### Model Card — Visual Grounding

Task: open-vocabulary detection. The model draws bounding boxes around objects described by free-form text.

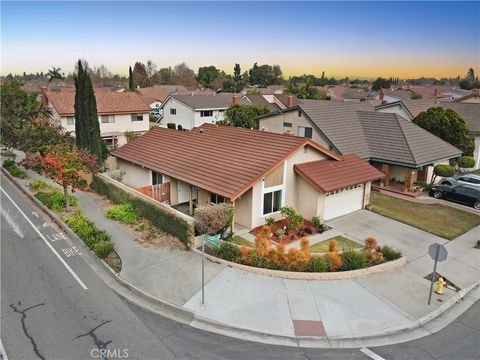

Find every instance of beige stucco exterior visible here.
[259,110,332,150]
[115,143,374,229]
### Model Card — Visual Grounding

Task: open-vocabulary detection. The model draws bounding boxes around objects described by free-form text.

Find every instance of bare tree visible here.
[171,62,197,86]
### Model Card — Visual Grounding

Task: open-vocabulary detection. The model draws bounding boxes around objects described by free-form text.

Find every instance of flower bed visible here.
[211,226,402,274]
[250,219,330,245]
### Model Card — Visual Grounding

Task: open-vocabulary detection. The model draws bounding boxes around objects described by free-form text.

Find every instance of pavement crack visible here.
[75,320,113,360]
[9,301,46,360]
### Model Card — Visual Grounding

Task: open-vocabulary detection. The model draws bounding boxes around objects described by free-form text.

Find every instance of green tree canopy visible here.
[233,63,242,92]
[196,66,220,88]
[219,104,270,129]
[371,77,391,91]
[248,63,283,87]
[286,79,326,100]
[413,107,475,156]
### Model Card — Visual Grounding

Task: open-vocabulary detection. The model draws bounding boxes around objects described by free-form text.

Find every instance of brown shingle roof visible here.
[243,94,280,111]
[46,91,151,116]
[294,154,385,192]
[112,124,341,199]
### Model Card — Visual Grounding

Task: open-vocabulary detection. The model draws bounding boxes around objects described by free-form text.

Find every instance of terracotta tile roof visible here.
[112,124,340,200]
[46,91,151,116]
[137,87,170,104]
[294,154,385,193]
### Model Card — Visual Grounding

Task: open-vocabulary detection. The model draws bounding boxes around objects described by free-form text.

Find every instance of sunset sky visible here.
[1,1,479,79]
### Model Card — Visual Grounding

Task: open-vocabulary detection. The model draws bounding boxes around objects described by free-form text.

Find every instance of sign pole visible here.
[428,244,440,305]
[202,235,205,305]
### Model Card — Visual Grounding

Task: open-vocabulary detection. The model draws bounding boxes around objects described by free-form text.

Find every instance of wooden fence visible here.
[136,183,171,204]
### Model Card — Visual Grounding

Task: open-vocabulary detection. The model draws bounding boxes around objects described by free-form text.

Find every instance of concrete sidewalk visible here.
[8,150,480,345]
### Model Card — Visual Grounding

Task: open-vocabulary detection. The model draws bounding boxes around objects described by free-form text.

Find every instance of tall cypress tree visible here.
[128,66,134,91]
[74,59,105,166]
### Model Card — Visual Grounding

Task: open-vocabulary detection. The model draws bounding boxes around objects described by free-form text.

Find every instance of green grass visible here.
[230,236,254,247]
[310,236,362,253]
[105,203,138,224]
[370,192,480,240]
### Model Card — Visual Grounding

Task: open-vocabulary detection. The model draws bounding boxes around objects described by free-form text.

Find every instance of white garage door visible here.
[324,184,364,220]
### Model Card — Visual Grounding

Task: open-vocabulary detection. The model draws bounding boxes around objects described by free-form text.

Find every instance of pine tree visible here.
[74,60,105,166]
[128,66,134,91]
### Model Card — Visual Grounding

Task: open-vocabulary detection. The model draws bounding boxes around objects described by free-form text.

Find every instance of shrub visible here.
[274,228,284,238]
[108,168,126,182]
[254,231,271,257]
[312,216,322,229]
[265,217,275,226]
[29,179,50,191]
[215,242,240,262]
[280,206,304,231]
[93,241,114,259]
[106,203,138,224]
[364,237,377,250]
[458,156,475,169]
[433,164,455,178]
[194,203,234,236]
[35,191,77,211]
[124,131,137,143]
[340,249,368,271]
[378,245,402,261]
[167,123,176,129]
[324,251,342,271]
[64,212,113,257]
[90,175,193,247]
[364,237,384,266]
[306,256,328,272]
[329,239,338,252]
[177,124,183,131]
[3,159,26,179]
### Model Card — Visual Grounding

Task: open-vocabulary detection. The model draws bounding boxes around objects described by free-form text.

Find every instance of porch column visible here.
[189,185,193,216]
[230,200,235,233]
[382,164,390,186]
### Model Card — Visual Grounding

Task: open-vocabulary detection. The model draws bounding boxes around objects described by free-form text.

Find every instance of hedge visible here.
[90,175,193,247]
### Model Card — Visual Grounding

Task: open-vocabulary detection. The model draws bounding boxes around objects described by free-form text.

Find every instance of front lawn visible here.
[310,236,362,253]
[370,192,480,240]
[230,235,254,247]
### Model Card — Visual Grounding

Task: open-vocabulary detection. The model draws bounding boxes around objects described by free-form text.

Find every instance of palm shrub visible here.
[265,217,275,226]
[340,249,368,271]
[378,245,402,261]
[215,242,240,262]
[306,256,328,272]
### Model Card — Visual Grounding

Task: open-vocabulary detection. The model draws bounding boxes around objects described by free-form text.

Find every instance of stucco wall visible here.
[60,113,149,135]
[197,189,211,206]
[259,111,332,150]
[376,104,412,121]
[363,181,372,206]
[296,176,321,220]
[117,159,151,189]
[193,109,225,127]
[235,188,253,229]
[161,98,195,129]
[474,135,480,169]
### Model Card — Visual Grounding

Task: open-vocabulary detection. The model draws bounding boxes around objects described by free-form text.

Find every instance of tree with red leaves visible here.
[41,144,98,211]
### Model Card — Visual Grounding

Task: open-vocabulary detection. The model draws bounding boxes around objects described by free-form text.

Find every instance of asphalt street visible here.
[1,174,479,360]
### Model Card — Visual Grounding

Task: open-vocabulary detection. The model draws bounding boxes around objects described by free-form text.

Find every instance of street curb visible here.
[3,168,479,349]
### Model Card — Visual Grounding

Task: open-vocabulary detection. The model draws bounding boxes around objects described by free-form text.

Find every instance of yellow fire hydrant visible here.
[435,277,445,295]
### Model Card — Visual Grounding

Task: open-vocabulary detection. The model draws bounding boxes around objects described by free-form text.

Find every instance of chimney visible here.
[232,95,239,105]
[434,88,438,104]
[287,95,293,108]
[41,87,48,106]
[379,87,387,105]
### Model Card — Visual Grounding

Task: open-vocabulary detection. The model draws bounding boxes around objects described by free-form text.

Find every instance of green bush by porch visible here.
[91,175,193,247]
[370,192,480,240]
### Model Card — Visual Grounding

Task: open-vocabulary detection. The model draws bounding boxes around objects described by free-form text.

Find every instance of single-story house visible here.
[111,124,384,227]
[257,100,462,186]
[375,99,480,169]
[42,88,150,148]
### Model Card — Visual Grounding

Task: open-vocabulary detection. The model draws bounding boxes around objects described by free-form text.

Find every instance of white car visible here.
[441,174,480,187]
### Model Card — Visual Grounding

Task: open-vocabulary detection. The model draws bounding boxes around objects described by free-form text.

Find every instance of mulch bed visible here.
[249,219,330,245]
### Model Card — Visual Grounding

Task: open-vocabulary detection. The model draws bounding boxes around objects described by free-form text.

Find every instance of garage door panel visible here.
[324,186,363,220]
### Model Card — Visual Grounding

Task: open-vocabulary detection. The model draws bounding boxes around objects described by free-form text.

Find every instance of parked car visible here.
[441,174,480,187]
[429,184,480,210]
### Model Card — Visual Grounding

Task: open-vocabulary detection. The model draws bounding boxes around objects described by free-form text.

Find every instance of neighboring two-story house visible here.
[159,94,251,130]
[42,88,151,148]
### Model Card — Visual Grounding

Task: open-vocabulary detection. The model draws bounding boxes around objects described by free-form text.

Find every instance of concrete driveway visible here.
[326,210,447,262]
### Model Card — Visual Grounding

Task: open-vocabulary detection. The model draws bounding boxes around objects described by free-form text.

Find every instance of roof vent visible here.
[199,128,204,134]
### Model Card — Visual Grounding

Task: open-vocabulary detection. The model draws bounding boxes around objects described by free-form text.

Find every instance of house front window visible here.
[66,116,75,125]
[283,122,292,128]
[151,171,163,185]
[101,115,115,123]
[170,108,176,115]
[200,110,213,117]
[298,126,313,139]
[131,113,143,122]
[210,193,226,204]
[263,189,282,215]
